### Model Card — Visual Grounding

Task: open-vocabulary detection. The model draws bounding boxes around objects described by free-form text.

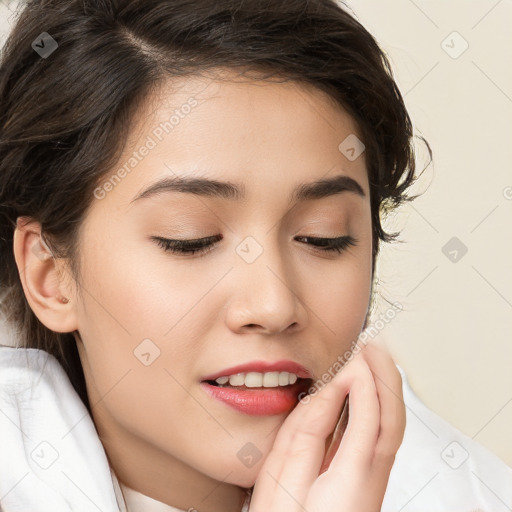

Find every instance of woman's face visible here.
[71,71,373,504]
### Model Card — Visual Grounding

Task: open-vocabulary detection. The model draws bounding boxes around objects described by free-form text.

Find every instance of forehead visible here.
[99,69,369,210]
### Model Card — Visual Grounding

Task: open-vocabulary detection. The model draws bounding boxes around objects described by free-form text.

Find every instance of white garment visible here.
[382,365,512,512]
[0,347,510,512]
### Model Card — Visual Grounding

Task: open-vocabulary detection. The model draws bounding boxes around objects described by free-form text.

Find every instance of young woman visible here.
[1,1,509,511]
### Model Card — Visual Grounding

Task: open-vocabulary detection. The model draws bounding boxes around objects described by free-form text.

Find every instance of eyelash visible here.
[152,234,358,256]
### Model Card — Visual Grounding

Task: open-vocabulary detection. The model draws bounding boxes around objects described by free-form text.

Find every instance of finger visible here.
[271,354,381,510]
[252,358,362,511]
[356,342,406,508]
[324,353,380,473]
[361,341,406,462]
[250,395,321,507]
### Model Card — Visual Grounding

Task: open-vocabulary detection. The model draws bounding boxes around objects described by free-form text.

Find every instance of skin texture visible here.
[13,71,404,512]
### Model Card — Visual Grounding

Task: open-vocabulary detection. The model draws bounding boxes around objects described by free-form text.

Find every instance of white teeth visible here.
[214,371,300,387]
[263,371,279,387]
[229,373,245,386]
[245,372,263,388]
[278,371,289,386]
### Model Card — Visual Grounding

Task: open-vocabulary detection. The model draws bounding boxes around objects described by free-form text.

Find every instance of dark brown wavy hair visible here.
[0,0,431,408]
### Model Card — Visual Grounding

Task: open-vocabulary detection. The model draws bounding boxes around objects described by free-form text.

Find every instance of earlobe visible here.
[13,217,78,333]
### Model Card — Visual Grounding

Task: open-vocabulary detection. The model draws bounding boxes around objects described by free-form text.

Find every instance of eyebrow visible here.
[130,173,366,204]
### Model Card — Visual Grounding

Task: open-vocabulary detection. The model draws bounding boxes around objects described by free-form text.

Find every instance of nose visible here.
[224,239,308,335]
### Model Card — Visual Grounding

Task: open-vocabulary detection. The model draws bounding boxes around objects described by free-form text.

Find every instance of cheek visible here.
[77,224,206,341]
[316,263,371,341]
[73,229,207,408]
[302,231,372,362]
[73,243,204,452]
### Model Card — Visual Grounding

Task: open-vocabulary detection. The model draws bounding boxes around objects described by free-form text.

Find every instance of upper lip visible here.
[201,360,313,382]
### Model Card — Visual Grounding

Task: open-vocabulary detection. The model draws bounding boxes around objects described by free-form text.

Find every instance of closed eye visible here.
[152,234,358,257]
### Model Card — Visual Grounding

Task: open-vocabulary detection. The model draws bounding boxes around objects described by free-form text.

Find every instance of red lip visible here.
[200,380,311,416]
[201,360,313,381]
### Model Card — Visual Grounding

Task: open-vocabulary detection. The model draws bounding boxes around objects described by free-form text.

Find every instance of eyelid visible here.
[151,233,357,257]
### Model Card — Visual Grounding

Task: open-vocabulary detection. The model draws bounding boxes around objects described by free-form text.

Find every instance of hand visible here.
[249,341,406,512]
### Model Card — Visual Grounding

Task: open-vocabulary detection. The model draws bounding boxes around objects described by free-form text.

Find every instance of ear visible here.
[13,216,79,333]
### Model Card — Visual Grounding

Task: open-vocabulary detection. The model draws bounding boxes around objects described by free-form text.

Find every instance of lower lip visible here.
[200,381,309,416]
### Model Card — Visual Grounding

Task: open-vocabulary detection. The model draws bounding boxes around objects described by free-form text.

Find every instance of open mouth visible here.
[199,365,315,415]
[203,377,313,391]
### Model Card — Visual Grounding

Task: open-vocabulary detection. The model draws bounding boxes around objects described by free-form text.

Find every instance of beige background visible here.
[1,0,511,467]
[345,0,512,468]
